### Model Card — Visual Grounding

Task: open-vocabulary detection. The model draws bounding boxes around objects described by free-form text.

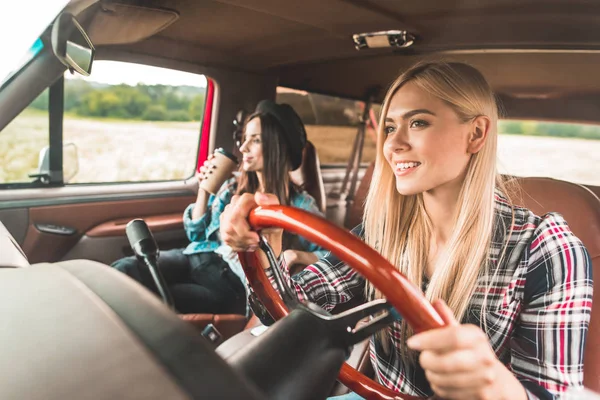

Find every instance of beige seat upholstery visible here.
[0,222,29,268]
[0,259,263,399]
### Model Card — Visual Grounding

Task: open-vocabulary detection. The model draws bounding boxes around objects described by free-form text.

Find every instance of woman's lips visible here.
[394,162,421,177]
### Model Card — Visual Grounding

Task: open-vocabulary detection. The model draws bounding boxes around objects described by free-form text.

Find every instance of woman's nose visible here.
[239,140,249,153]
[385,129,410,153]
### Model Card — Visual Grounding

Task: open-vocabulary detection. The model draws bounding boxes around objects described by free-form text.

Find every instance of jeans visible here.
[111,248,246,315]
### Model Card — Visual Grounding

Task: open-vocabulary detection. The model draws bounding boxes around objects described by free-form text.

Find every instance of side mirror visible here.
[51,13,95,76]
[33,143,79,184]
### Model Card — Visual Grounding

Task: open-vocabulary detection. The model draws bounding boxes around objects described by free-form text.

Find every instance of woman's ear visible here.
[467,116,491,154]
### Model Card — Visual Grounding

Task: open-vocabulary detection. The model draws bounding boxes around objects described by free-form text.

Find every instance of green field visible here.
[0,110,200,184]
[1,112,599,186]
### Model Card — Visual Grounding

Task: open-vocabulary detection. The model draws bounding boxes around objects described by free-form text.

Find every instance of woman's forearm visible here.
[191,189,210,220]
[291,250,318,266]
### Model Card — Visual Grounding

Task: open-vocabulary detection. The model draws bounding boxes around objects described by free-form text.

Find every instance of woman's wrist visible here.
[191,189,209,220]
[494,360,528,400]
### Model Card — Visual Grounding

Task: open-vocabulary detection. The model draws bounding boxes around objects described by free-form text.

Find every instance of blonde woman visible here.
[219,62,593,399]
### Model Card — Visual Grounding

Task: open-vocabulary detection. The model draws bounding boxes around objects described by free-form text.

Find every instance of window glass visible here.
[497,120,600,186]
[63,61,207,183]
[276,87,377,165]
[0,89,49,184]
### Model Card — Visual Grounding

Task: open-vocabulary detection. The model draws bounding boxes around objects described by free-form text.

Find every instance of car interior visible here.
[1,0,600,399]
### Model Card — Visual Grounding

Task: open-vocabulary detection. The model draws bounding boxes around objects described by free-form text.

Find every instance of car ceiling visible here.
[79,0,600,122]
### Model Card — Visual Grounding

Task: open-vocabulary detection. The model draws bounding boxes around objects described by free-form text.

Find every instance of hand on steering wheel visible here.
[221,194,446,400]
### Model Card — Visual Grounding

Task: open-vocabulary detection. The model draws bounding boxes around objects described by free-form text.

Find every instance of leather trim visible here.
[87,213,183,237]
[587,184,600,202]
[22,196,194,263]
[180,313,247,341]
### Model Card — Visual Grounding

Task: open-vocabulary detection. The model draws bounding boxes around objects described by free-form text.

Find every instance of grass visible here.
[1,113,599,186]
[1,111,200,184]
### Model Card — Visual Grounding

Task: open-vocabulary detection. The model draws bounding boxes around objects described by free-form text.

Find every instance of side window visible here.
[63,60,207,183]
[0,89,49,184]
[497,120,600,186]
[276,87,378,166]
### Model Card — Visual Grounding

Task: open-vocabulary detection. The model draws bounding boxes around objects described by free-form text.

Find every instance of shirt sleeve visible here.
[265,224,366,311]
[291,193,329,259]
[511,213,593,399]
[183,180,235,245]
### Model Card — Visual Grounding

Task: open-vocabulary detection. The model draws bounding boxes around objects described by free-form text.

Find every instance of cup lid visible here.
[215,148,238,163]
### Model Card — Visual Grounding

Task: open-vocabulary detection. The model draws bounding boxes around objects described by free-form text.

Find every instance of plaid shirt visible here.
[265,193,593,399]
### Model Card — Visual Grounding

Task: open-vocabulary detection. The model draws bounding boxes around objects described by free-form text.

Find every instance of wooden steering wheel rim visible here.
[238,205,444,400]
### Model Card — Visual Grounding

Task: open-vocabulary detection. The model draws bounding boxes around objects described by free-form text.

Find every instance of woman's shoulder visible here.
[493,191,590,277]
[290,189,319,210]
[494,190,568,236]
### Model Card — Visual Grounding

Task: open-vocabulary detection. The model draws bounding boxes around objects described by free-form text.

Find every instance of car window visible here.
[276,87,378,166]
[497,120,600,186]
[0,89,49,184]
[63,60,207,183]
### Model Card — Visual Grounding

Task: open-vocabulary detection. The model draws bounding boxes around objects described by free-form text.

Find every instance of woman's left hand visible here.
[406,300,527,400]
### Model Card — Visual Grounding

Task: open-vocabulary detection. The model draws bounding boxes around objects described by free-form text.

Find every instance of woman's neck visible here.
[422,183,462,245]
[256,171,265,192]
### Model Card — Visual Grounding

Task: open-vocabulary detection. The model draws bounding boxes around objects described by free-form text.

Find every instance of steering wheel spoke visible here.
[331,300,397,345]
[239,205,445,400]
[258,235,299,309]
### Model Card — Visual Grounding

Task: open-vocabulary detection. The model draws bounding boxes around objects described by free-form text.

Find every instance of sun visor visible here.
[86,2,179,45]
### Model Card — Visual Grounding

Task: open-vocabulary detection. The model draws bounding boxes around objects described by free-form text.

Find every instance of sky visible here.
[0,0,70,82]
[67,61,207,87]
[0,0,206,88]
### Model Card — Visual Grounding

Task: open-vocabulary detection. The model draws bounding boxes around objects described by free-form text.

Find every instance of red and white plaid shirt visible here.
[265,193,593,399]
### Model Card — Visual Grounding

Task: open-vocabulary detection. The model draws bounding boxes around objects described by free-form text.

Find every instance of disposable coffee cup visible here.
[199,148,238,195]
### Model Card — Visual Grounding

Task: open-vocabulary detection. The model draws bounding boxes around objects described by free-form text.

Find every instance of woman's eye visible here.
[410,120,429,129]
[252,138,261,144]
[384,125,396,135]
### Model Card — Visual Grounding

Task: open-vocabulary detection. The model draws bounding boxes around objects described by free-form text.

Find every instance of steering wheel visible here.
[237,205,446,400]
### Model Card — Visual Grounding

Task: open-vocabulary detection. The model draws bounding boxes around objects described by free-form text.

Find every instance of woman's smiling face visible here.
[382,81,475,197]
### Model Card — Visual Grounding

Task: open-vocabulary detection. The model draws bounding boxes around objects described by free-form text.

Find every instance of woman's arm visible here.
[290,192,329,260]
[220,192,365,311]
[184,179,236,244]
[282,249,318,269]
[407,213,592,400]
[510,213,593,398]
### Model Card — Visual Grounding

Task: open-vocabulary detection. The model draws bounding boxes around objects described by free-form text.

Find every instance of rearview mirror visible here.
[51,13,95,76]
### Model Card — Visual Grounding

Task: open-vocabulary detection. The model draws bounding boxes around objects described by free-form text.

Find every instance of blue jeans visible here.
[327,393,365,400]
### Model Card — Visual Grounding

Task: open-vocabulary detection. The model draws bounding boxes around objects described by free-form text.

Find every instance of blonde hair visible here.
[363,61,514,360]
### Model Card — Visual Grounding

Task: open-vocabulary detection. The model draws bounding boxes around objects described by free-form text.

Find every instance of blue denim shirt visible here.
[182,178,328,284]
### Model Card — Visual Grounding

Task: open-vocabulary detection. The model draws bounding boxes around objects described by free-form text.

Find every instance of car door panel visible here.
[1,181,197,265]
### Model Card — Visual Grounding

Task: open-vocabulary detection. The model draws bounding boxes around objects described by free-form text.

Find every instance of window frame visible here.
[0,62,214,189]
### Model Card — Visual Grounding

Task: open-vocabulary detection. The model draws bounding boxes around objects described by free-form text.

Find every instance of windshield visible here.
[0,0,70,85]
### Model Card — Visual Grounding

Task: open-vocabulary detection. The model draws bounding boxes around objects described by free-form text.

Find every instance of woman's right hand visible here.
[196,154,215,185]
[220,192,283,253]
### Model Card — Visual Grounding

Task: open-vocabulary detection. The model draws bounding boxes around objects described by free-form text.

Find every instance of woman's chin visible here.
[242,163,258,172]
[394,180,427,196]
